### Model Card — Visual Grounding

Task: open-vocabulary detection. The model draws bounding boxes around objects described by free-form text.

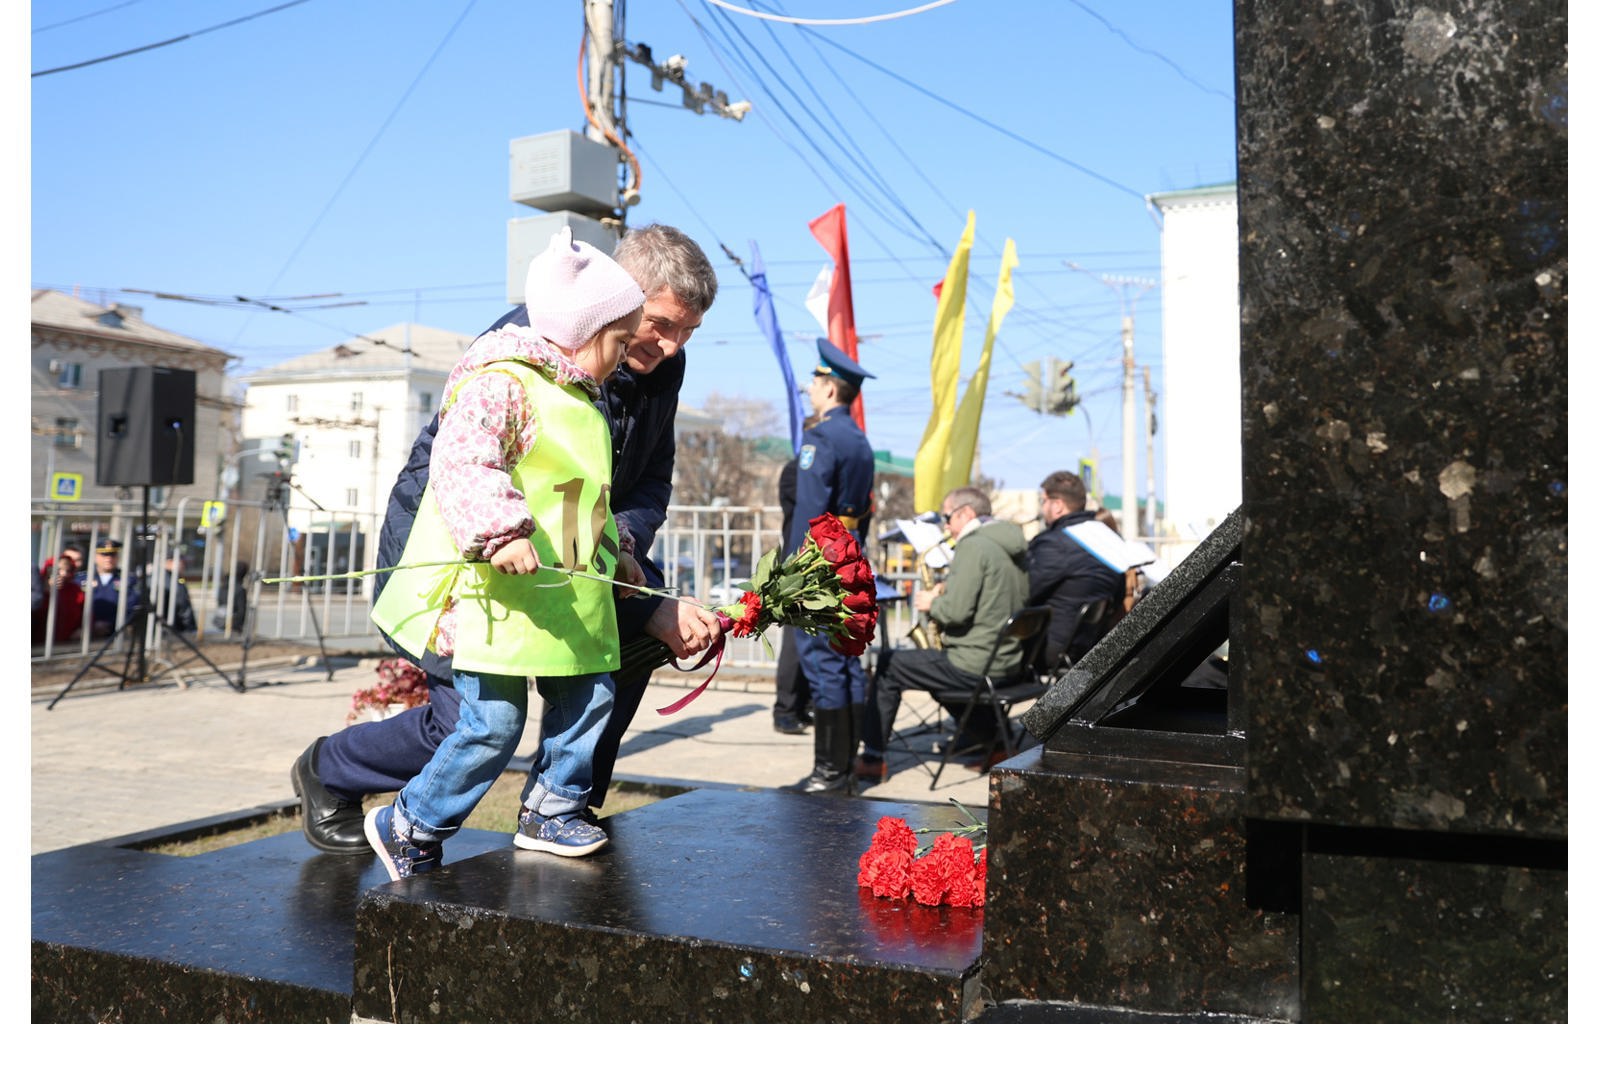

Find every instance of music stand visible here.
[48,486,243,710]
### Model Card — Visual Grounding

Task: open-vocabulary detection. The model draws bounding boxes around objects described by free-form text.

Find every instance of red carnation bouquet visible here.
[615,513,880,696]
[857,802,987,909]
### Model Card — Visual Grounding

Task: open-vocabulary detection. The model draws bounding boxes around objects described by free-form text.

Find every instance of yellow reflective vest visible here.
[371,360,620,677]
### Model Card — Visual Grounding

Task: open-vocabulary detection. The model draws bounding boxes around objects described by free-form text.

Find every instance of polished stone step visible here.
[350,789,984,1023]
[33,789,984,1023]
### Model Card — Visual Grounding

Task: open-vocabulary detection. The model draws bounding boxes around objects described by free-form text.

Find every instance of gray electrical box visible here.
[509,130,619,216]
[507,213,619,304]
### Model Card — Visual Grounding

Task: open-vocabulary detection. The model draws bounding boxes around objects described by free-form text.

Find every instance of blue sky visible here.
[28,0,1238,500]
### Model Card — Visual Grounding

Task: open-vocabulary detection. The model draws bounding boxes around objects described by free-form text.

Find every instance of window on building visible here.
[348,440,362,459]
[286,394,299,413]
[419,391,433,413]
[56,362,83,389]
[351,391,364,412]
[346,488,359,508]
[54,417,80,448]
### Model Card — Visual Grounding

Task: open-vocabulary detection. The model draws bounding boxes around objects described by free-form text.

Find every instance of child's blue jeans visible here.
[394,669,614,844]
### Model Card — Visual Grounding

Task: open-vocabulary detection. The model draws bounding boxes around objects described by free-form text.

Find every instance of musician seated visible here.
[854,487,1029,782]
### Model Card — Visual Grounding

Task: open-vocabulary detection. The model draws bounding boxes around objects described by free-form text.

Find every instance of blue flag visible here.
[750,240,805,454]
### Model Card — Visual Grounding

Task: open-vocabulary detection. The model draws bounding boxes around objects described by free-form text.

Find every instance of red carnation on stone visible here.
[856,806,986,909]
[857,817,919,900]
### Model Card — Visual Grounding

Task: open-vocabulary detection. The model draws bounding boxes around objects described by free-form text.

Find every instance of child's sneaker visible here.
[513,808,608,857]
[364,805,442,880]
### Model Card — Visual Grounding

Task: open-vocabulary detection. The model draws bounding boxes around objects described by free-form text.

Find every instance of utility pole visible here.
[584,0,748,226]
[1143,366,1158,539]
[507,2,748,293]
[1066,263,1155,538]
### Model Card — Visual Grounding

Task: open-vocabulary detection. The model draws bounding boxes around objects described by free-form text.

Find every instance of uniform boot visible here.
[785,706,856,795]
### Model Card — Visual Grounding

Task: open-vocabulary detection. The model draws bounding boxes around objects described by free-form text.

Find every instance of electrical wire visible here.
[33,0,147,35]
[696,4,928,249]
[1065,0,1233,103]
[702,0,958,26]
[228,0,479,348]
[32,0,313,78]
[797,24,1149,203]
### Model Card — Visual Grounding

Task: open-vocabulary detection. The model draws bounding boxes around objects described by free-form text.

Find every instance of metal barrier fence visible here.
[31,494,384,667]
[32,497,1189,674]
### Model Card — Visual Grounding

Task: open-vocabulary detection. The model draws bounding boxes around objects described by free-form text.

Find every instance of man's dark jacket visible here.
[372,305,683,680]
[1025,509,1126,666]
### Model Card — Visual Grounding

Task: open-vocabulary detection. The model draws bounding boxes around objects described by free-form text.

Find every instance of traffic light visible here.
[273,433,298,472]
[1046,358,1078,414]
[1019,361,1045,414]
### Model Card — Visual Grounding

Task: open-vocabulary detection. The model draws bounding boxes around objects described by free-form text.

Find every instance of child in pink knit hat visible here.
[366,228,646,877]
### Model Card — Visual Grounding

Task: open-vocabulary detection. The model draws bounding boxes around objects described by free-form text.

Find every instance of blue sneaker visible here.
[513,808,608,857]
[364,805,442,880]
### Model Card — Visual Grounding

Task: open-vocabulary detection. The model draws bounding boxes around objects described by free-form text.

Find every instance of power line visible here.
[32,0,147,35]
[798,25,1149,203]
[1065,0,1234,103]
[702,0,958,26]
[229,0,480,348]
[31,0,314,78]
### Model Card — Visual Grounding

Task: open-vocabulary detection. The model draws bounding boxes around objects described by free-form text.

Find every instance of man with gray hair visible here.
[855,485,1029,783]
[291,223,724,857]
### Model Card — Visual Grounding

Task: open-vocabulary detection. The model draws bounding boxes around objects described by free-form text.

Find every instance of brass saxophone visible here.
[905,540,950,650]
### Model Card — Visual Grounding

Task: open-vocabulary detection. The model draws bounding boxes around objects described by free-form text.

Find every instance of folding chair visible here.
[927,606,1054,789]
[1042,599,1111,683]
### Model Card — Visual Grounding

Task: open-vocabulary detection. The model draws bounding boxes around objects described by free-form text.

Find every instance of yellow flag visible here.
[945,237,1018,489]
[913,211,975,513]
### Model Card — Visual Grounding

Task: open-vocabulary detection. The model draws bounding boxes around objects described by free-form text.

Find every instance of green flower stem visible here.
[263,559,739,619]
[911,798,988,857]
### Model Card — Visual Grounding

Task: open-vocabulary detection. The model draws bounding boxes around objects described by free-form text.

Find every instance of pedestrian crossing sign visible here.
[200,500,227,528]
[49,473,83,501]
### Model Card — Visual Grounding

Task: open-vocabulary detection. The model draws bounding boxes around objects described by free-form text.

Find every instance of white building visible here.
[1149,183,1241,543]
[238,323,471,524]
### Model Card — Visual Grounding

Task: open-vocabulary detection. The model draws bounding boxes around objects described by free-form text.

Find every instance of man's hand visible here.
[914,581,943,613]
[489,538,541,575]
[615,552,645,596]
[644,597,722,659]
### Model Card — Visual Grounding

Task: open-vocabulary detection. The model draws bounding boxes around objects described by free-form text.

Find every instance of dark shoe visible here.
[513,808,608,857]
[291,738,369,855]
[784,770,856,795]
[853,754,888,783]
[796,704,815,726]
[364,805,442,881]
[773,711,808,734]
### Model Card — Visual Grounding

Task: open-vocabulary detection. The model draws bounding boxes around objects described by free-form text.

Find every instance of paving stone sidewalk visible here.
[31,651,996,854]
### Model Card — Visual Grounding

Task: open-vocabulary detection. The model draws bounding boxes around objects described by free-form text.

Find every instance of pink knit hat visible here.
[524,227,646,350]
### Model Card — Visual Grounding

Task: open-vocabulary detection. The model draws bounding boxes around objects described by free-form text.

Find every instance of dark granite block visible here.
[350,790,984,1022]
[1025,510,1242,748]
[1234,0,1568,835]
[1301,851,1567,1022]
[982,748,1297,1020]
[31,828,506,1023]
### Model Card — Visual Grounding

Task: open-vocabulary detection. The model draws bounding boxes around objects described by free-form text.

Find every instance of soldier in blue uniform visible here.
[785,339,876,794]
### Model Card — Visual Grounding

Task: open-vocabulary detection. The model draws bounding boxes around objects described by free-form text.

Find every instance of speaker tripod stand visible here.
[49,487,243,710]
[234,473,334,691]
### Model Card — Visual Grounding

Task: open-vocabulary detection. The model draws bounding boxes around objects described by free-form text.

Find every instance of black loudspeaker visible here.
[95,366,197,486]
